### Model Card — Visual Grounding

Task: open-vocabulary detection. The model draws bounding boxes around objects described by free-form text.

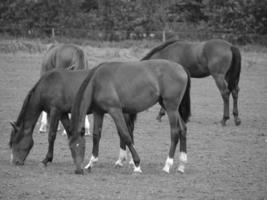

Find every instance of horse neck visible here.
[17,94,42,136]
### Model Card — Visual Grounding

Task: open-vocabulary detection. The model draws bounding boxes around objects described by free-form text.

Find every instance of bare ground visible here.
[0,47,266,200]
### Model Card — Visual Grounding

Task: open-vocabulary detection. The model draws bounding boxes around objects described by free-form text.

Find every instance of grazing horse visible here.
[9,69,98,166]
[142,39,241,126]
[69,59,191,174]
[39,43,91,135]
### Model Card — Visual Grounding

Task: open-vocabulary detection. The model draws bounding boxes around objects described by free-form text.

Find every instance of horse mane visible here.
[9,79,41,147]
[16,77,42,126]
[141,39,178,60]
[75,47,89,70]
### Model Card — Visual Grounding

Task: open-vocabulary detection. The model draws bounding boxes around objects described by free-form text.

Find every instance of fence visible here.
[0,26,267,45]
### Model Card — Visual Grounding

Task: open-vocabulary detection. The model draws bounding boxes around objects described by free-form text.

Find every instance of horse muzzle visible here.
[11,153,24,165]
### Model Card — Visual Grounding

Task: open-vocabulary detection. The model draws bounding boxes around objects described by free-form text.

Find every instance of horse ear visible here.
[10,121,18,131]
[80,127,85,137]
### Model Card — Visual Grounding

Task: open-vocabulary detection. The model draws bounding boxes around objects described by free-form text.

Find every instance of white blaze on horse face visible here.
[162,157,174,173]
[84,155,98,169]
[115,148,127,167]
[177,152,187,174]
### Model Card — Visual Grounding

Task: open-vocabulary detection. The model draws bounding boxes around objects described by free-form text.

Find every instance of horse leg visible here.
[41,109,60,166]
[162,105,180,173]
[115,137,128,167]
[115,114,135,167]
[62,114,91,136]
[156,107,166,122]
[60,113,71,137]
[127,114,135,166]
[39,111,48,133]
[231,86,241,126]
[62,114,71,136]
[84,115,91,136]
[84,112,103,171]
[177,118,187,173]
[109,109,141,173]
[213,75,230,126]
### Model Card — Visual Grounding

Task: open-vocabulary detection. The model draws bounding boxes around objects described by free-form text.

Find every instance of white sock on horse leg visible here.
[39,112,48,132]
[84,115,91,135]
[133,165,142,173]
[162,157,174,173]
[115,148,127,167]
[84,155,98,169]
[177,152,187,173]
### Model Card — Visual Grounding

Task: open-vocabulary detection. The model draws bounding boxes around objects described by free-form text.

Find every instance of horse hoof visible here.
[177,165,185,174]
[39,162,47,168]
[133,166,142,173]
[115,160,123,167]
[162,167,170,174]
[85,166,92,173]
[156,116,162,122]
[235,119,241,126]
[220,120,226,126]
[75,169,84,175]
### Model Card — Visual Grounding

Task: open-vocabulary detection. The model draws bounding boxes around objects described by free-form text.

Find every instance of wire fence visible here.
[1,27,267,45]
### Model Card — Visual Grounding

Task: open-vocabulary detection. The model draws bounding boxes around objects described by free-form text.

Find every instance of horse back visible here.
[92,60,188,112]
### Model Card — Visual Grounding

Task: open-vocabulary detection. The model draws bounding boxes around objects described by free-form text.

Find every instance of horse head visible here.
[9,121,34,165]
[69,128,86,174]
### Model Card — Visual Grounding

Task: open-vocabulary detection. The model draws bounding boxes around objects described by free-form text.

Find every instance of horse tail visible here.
[178,70,191,123]
[226,46,241,92]
[76,47,89,70]
[126,114,137,133]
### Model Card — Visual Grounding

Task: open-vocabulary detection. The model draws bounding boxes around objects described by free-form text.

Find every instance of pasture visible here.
[0,42,267,200]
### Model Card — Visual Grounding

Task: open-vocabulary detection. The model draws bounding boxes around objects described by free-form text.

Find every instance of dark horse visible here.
[69,59,191,174]
[9,69,98,167]
[39,43,90,134]
[142,39,241,126]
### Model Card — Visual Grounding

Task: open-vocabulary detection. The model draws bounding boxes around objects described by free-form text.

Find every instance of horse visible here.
[141,39,241,126]
[9,68,99,167]
[69,59,191,175]
[39,43,91,135]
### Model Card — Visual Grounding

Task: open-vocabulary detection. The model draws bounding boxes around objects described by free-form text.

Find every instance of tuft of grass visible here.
[1,37,267,54]
[0,39,46,53]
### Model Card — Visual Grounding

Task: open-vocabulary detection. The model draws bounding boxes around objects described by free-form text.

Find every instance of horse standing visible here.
[9,69,98,166]
[142,39,241,126]
[39,43,91,135]
[69,59,191,174]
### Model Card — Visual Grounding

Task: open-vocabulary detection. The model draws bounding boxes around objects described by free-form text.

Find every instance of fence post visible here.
[51,28,55,39]
[162,29,166,42]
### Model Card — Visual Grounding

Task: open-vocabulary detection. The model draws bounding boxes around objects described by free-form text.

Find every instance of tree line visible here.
[0,0,266,40]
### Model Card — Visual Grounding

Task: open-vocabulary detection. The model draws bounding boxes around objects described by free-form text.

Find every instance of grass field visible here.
[0,42,267,200]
